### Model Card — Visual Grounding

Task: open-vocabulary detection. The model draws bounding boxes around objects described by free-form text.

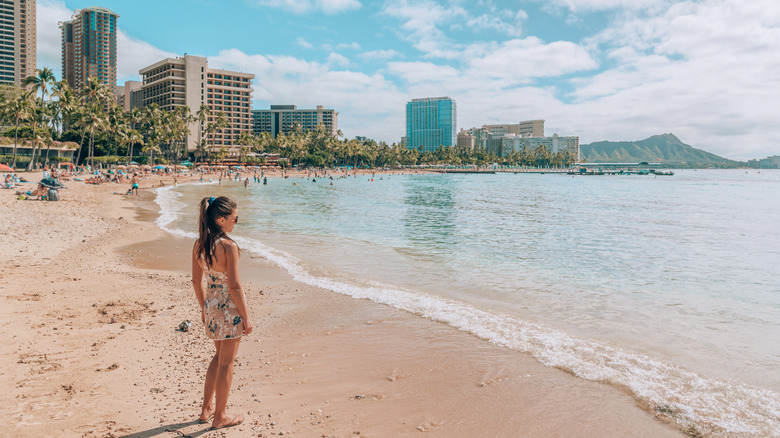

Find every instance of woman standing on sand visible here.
[191,196,253,429]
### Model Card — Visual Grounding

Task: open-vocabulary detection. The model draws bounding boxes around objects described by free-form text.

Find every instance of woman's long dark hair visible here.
[195,196,239,268]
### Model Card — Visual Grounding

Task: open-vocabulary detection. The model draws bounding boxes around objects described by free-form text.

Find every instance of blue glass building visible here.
[406,97,456,152]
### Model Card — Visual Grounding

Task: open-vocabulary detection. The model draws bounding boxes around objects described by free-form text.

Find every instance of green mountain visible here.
[581,133,745,168]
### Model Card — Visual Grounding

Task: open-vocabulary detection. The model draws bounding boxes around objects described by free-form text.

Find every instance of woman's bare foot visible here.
[198,407,215,424]
[211,413,244,430]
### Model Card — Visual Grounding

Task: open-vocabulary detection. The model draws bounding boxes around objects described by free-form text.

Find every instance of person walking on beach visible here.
[191,196,253,429]
[130,174,139,196]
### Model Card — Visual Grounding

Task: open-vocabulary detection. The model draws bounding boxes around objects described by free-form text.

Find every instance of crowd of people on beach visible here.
[3,163,422,204]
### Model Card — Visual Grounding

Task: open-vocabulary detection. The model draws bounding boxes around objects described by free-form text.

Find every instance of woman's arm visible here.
[222,240,253,335]
[191,243,205,308]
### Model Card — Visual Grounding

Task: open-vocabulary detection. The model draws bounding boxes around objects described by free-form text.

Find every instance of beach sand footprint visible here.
[94,300,157,325]
[17,352,63,375]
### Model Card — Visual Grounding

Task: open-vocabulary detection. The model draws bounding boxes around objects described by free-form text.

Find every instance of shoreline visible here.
[1,174,685,437]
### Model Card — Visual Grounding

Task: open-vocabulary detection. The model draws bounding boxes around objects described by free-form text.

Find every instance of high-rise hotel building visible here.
[139,55,254,154]
[405,97,456,152]
[0,0,36,86]
[251,105,338,138]
[59,7,119,92]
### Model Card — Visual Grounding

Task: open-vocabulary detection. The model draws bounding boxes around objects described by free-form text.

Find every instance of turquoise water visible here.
[158,169,780,437]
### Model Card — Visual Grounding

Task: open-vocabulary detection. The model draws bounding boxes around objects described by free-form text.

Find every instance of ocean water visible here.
[156,169,780,437]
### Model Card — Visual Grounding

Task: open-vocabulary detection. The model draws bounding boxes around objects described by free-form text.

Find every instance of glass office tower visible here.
[60,7,119,92]
[406,97,456,152]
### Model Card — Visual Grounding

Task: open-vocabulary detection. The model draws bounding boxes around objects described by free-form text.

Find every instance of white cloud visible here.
[464,9,528,38]
[464,37,598,84]
[336,42,362,51]
[381,0,466,57]
[539,0,669,13]
[377,0,780,158]
[36,0,73,77]
[327,52,350,67]
[562,0,780,159]
[117,30,179,82]
[210,49,407,142]
[358,49,402,62]
[252,0,361,14]
[386,61,460,85]
[297,37,314,49]
[318,41,360,53]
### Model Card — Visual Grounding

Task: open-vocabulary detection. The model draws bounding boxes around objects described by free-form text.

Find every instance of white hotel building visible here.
[139,55,254,154]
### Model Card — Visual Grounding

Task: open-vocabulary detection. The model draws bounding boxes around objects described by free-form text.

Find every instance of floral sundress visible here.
[200,250,244,340]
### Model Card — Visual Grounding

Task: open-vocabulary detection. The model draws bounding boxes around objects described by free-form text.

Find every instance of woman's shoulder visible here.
[217,238,238,250]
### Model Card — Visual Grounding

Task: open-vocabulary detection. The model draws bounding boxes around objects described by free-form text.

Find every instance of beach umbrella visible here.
[153,165,166,170]
[180,161,193,167]
[0,163,12,171]
[40,177,66,189]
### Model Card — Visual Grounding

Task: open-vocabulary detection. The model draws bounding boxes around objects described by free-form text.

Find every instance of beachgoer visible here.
[244,178,249,189]
[130,174,139,196]
[191,196,253,430]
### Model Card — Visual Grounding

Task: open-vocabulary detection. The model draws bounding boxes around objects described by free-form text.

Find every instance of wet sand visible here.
[0,172,686,437]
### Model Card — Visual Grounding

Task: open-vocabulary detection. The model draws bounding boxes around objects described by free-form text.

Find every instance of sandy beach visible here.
[0,172,686,437]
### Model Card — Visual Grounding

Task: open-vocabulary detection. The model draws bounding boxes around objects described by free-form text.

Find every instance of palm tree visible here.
[106,105,126,157]
[23,67,55,100]
[128,107,144,164]
[141,141,161,165]
[77,77,113,168]
[196,104,210,150]
[22,68,56,170]
[50,80,74,137]
[71,107,89,165]
[172,105,194,162]
[254,131,272,155]
[194,139,209,163]
[216,145,228,162]
[126,128,144,163]
[81,76,112,107]
[208,112,229,161]
[83,106,107,168]
[5,94,33,167]
[142,104,163,165]
[237,131,255,164]
[31,129,52,158]
[23,104,52,170]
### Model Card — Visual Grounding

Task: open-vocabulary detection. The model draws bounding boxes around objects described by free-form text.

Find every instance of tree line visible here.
[1,68,578,169]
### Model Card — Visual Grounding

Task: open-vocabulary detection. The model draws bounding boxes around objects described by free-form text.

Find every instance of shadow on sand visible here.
[119,420,214,438]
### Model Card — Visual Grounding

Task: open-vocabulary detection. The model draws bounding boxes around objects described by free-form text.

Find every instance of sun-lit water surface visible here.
[158,169,780,436]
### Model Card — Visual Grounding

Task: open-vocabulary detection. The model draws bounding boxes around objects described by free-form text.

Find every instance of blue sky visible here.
[37,0,780,160]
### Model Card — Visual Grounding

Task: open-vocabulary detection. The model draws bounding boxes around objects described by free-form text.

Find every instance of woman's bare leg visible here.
[199,341,221,421]
[212,337,243,428]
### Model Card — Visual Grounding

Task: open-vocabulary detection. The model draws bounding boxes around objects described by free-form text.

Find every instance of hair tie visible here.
[208,196,216,206]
